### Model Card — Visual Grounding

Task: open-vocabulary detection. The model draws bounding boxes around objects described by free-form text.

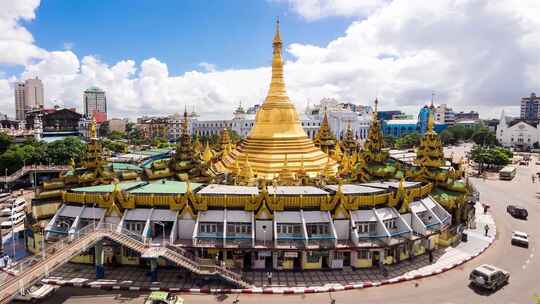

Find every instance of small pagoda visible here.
[168,110,214,182]
[361,99,388,164]
[314,110,336,154]
[341,123,358,154]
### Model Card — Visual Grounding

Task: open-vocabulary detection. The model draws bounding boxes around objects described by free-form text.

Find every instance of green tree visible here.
[471,128,498,146]
[44,137,87,165]
[384,135,396,148]
[0,133,13,154]
[395,133,422,149]
[108,131,126,141]
[439,129,456,145]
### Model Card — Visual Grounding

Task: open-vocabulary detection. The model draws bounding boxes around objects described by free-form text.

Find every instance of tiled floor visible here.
[244,250,444,287]
[50,249,444,289]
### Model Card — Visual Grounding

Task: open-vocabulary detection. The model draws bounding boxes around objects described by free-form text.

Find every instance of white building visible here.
[14,77,44,120]
[497,110,540,150]
[168,99,372,142]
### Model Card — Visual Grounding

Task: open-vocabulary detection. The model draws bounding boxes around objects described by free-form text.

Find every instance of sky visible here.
[0,0,539,121]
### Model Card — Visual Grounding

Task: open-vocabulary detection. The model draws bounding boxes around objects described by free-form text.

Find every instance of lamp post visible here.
[10,199,16,259]
[262,225,267,247]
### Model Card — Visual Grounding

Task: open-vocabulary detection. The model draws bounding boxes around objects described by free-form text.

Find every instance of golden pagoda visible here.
[342,123,358,154]
[415,112,445,168]
[219,128,231,152]
[218,19,337,179]
[314,109,336,153]
[361,99,388,163]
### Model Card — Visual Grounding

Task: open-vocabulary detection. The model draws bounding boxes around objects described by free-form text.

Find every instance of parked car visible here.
[511,231,529,248]
[144,291,184,304]
[13,283,57,302]
[507,205,528,219]
[469,264,509,290]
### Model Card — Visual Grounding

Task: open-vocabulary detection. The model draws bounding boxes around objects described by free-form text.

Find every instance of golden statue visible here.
[216,19,337,179]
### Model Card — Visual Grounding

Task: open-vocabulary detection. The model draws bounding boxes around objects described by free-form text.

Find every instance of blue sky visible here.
[1,0,536,120]
[24,0,351,75]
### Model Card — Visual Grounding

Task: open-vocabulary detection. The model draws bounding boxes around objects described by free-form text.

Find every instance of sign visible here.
[284,252,298,258]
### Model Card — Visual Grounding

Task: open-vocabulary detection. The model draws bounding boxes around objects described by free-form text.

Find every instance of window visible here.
[355,222,370,234]
[358,249,370,259]
[384,219,397,230]
[200,223,218,234]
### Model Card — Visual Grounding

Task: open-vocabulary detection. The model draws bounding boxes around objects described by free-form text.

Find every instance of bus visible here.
[499,166,517,180]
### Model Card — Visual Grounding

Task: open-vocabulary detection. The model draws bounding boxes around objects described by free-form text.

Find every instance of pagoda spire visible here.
[265,17,287,105]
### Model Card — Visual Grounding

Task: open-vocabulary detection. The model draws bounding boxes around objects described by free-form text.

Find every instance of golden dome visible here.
[217,19,337,180]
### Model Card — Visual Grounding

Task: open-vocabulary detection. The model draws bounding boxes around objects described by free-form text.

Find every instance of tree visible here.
[395,133,421,149]
[108,131,126,141]
[439,129,456,145]
[0,133,13,154]
[471,128,498,146]
[44,137,87,165]
[383,135,396,148]
[99,123,111,138]
[470,145,511,173]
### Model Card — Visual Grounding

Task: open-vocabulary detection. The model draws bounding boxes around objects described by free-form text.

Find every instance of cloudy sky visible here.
[0,0,539,120]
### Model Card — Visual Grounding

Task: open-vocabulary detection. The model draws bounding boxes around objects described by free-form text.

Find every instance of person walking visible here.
[484,224,490,237]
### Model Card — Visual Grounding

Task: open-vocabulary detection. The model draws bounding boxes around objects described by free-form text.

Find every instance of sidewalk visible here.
[42,203,496,294]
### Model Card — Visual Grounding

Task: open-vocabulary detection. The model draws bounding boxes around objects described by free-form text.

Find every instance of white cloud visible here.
[272,0,390,20]
[1,0,540,121]
[198,62,217,73]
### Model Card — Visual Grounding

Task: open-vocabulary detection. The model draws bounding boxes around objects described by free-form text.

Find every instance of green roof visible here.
[135,148,172,156]
[129,180,202,195]
[111,162,143,172]
[71,181,146,193]
[143,158,170,168]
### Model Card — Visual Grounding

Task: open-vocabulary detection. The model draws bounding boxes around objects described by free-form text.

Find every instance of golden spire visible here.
[203,142,213,163]
[427,111,435,132]
[332,141,343,161]
[220,127,231,151]
[89,115,97,139]
[265,17,287,105]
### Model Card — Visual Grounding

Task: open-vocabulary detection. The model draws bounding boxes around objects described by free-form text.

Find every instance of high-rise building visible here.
[520,92,540,121]
[83,86,107,123]
[14,77,44,120]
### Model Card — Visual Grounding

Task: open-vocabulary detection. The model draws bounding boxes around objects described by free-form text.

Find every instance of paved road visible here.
[37,151,540,304]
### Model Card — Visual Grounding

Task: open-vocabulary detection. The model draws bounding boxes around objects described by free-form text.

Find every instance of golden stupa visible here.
[217,20,337,179]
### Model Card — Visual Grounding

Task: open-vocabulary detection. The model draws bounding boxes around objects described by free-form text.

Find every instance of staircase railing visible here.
[0,223,251,303]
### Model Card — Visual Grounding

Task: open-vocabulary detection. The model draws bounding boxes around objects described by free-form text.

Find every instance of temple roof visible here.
[129,180,202,195]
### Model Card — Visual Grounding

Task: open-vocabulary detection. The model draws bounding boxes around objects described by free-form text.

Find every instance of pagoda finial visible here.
[274,17,281,44]
[89,115,97,140]
[374,98,379,113]
[264,18,287,105]
[428,111,435,132]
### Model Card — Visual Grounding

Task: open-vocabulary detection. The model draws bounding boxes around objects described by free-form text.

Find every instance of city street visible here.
[39,156,540,304]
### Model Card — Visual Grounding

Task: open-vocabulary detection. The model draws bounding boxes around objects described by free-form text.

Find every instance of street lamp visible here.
[262,225,267,247]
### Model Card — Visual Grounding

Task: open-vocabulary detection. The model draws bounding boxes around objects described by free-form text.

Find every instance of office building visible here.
[520,92,540,121]
[83,86,107,123]
[14,77,44,120]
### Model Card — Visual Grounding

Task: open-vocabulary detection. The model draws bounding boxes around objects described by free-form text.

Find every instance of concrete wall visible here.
[333,220,349,240]
[178,219,196,239]
[255,220,273,242]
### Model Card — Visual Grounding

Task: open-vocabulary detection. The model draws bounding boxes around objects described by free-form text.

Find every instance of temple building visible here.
[23,21,474,289]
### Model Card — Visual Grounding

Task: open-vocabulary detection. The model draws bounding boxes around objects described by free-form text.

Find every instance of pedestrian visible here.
[484,224,489,237]
[428,250,433,263]
[267,271,272,286]
[215,253,219,266]
[532,174,536,183]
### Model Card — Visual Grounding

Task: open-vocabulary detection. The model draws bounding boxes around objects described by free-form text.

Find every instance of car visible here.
[507,205,528,219]
[511,231,529,248]
[13,283,57,302]
[144,291,184,304]
[469,264,509,291]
